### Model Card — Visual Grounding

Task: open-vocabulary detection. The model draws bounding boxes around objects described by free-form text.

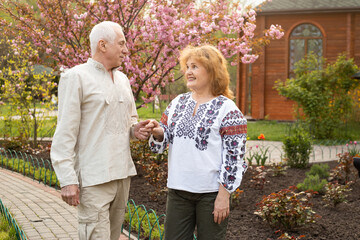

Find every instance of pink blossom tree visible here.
[0,0,283,107]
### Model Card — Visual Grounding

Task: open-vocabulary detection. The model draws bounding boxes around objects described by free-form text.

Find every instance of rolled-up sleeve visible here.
[50,71,82,187]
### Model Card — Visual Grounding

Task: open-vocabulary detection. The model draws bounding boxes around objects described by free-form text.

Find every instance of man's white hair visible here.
[89,21,124,56]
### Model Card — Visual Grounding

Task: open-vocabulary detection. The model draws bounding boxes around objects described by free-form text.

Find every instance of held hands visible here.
[147,120,164,141]
[213,185,230,224]
[134,120,152,140]
[134,119,164,141]
[61,184,80,206]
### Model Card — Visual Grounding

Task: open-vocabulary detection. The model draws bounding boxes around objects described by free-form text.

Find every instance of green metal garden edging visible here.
[0,198,27,240]
[0,148,197,240]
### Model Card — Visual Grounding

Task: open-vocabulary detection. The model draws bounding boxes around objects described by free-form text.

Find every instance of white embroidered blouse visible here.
[149,92,248,193]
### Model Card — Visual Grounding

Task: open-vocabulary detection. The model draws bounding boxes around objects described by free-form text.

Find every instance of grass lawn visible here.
[137,104,163,120]
[136,108,360,142]
[0,117,57,139]
[136,103,294,141]
[1,101,359,142]
[247,120,292,141]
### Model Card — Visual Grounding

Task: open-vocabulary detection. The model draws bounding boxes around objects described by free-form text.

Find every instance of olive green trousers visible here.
[164,189,229,240]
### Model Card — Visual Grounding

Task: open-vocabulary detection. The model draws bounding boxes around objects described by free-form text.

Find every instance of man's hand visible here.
[134,120,153,140]
[213,185,230,224]
[147,120,164,141]
[61,184,80,206]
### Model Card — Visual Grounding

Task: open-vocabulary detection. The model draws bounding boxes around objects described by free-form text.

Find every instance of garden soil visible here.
[10,144,360,240]
[129,161,360,240]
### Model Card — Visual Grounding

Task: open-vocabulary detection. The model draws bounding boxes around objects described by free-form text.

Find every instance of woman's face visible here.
[185,57,211,93]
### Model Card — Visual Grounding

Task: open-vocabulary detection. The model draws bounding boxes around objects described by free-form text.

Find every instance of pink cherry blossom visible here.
[0,0,283,107]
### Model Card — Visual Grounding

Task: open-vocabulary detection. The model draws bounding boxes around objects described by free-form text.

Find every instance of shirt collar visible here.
[87,58,107,71]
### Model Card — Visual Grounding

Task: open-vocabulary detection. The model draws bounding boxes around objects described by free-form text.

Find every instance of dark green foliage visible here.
[283,128,312,168]
[275,53,359,139]
[124,204,164,240]
[297,174,328,193]
[306,164,330,179]
[0,156,59,187]
[0,212,18,240]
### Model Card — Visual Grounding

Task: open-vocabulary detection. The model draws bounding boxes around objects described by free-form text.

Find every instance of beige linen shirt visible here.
[51,58,138,188]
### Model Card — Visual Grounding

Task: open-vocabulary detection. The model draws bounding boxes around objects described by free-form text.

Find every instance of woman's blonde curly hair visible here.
[179,45,234,99]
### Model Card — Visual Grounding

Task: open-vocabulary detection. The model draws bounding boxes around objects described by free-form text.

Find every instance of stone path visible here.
[0,168,133,240]
[246,140,357,165]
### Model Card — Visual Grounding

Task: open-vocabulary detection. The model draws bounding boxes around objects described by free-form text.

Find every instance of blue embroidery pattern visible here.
[166,93,228,151]
[219,110,247,191]
[194,97,226,150]
[149,93,248,193]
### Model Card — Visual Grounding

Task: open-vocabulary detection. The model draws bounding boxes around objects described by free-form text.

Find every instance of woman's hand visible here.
[213,184,230,224]
[145,119,164,141]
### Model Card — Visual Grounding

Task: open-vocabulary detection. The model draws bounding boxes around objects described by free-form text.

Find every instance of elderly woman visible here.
[148,45,248,240]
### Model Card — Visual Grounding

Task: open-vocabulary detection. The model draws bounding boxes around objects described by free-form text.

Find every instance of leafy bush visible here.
[329,152,357,184]
[322,181,352,207]
[0,214,17,240]
[0,139,23,151]
[275,53,359,139]
[275,231,306,240]
[249,166,269,189]
[270,161,288,177]
[124,204,164,240]
[0,155,59,187]
[297,174,327,193]
[130,140,168,200]
[254,186,320,230]
[282,128,312,168]
[0,37,57,147]
[306,164,330,179]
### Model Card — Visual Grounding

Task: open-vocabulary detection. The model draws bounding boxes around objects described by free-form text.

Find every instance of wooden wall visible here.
[237,12,360,120]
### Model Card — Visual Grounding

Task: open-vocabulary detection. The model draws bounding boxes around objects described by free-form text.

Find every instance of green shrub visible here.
[0,139,23,151]
[297,174,328,193]
[254,186,320,230]
[329,152,357,184]
[124,204,164,240]
[274,53,359,139]
[283,128,312,168]
[130,140,168,200]
[322,181,352,207]
[0,156,59,187]
[0,215,17,240]
[270,162,288,177]
[306,164,330,179]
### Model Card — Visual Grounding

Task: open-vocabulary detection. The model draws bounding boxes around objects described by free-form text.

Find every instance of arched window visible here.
[289,23,323,78]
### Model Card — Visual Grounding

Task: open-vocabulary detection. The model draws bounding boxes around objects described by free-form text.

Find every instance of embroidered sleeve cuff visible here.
[149,134,165,153]
[217,179,234,194]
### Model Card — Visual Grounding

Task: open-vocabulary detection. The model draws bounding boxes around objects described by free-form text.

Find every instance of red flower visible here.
[258,134,265,140]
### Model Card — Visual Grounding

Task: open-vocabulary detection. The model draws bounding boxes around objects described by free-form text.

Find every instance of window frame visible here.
[286,21,326,78]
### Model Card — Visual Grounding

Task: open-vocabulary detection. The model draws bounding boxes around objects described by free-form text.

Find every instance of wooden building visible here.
[236,0,360,120]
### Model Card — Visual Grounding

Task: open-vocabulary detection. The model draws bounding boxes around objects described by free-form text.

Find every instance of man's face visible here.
[105,27,129,69]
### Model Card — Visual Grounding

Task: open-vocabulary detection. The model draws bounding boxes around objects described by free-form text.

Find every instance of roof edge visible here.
[257,8,360,15]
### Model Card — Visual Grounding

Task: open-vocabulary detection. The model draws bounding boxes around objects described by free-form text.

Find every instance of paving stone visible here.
[0,168,138,240]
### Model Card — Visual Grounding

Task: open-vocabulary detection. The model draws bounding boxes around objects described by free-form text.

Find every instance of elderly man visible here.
[51,21,150,240]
